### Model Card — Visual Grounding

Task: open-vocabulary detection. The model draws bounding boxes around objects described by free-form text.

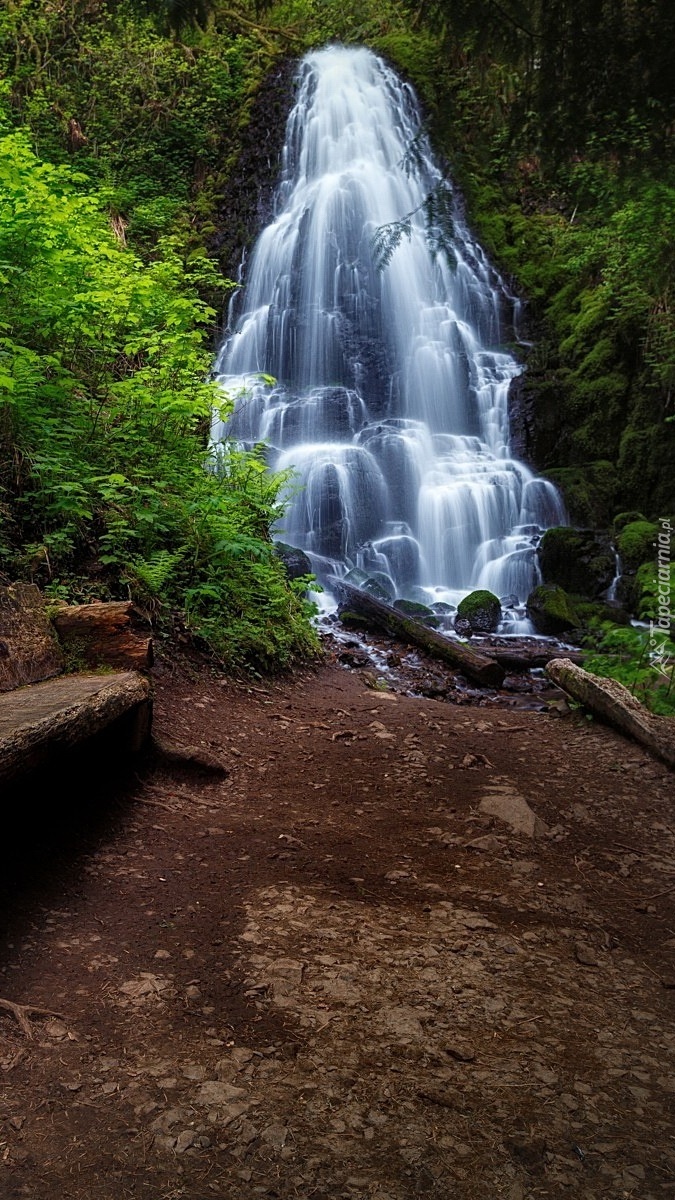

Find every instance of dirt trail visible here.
[1,651,674,1199]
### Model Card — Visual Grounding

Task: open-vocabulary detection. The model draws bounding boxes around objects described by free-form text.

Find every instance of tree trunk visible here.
[333,580,505,688]
[546,658,675,769]
[52,601,153,671]
[476,638,585,671]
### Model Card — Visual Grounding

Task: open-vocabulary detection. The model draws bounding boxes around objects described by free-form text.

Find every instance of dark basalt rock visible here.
[538,527,615,598]
[456,589,502,633]
[526,583,578,636]
[274,542,313,582]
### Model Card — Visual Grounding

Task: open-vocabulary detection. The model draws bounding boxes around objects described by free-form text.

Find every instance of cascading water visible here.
[212,44,565,630]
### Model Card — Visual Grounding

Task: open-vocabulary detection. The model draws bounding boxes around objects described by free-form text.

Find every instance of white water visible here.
[212,45,565,626]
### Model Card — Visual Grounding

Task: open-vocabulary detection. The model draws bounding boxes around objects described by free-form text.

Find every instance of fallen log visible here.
[333,579,505,688]
[546,658,675,769]
[51,601,153,671]
[474,637,585,671]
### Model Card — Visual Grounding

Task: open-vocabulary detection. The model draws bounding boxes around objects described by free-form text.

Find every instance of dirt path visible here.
[1,652,674,1199]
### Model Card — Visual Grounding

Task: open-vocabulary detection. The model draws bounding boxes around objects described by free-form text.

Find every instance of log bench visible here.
[0,583,153,788]
[0,670,152,787]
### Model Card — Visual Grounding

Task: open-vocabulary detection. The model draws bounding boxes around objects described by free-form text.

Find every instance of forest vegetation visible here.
[0,0,673,679]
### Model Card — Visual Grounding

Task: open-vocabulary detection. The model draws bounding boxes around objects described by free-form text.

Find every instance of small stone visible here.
[261,1123,288,1149]
[174,1130,196,1154]
[444,1044,476,1063]
[185,985,202,1002]
[196,1081,247,1107]
[154,949,171,960]
[45,1020,68,1041]
[237,1119,258,1145]
[181,1063,206,1081]
[574,942,599,967]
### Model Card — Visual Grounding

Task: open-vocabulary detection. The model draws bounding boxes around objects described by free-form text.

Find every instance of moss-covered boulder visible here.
[526,584,579,636]
[538,527,615,597]
[393,599,441,627]
[544,461,618,527]
[616,521,659,572]
[456,589,501,633]
[337,608,375,632]
[571,599,631,628]
[612,511,646,534]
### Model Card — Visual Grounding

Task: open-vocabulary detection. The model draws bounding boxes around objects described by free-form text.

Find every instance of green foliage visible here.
[0,130,318,670]
[616,521,659,572]
[633,560,675,624]
[584,623,675,716]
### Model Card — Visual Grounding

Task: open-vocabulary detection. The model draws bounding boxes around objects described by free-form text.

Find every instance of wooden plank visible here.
[0,671,152,785]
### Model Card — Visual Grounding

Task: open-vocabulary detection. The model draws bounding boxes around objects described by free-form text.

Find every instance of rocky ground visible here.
[1,641,674,1199]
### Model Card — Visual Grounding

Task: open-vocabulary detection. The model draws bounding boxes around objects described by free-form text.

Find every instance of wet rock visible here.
[526,583,579,635]
[456,589,501,633]
[274,542,312,581]
[539,527,615,597]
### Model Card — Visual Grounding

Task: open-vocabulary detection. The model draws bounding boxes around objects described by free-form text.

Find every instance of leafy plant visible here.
[583,623,675,716]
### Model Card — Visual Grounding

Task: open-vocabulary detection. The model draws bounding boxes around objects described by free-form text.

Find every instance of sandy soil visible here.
[1,645,674,1199]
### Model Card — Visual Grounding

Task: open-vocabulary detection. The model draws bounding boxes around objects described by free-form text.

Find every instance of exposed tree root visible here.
[0,997,62,1039]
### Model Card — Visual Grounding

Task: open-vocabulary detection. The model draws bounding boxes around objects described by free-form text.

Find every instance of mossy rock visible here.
[544,461,617,527]
[456,589,501,633]
[618,425,675,517]
[526,584,579,636]
[393,599,441,627]
[538,526,615,597]
[362,572,396,602]
[570,599,631,628]
[616,521,659,572]
[337,609,375,632]
[612,511,646,534]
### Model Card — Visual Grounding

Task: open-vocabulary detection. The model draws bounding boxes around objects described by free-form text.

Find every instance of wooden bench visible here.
[0,583,153,787]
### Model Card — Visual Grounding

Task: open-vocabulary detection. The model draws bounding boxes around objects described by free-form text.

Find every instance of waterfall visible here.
[212,44,565,626]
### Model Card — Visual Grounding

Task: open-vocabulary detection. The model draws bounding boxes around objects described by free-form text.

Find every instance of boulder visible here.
[615,520,659,572]
[274,541,313,582]
[526,584,579,636]
[456,590,501,634]
[538,527,615,597]
[393,599,441,628]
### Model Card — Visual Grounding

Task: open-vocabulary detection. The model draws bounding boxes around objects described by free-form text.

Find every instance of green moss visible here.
[616,521,659,571]
[634,560,675,625]
[612,510,647,533]
[526,584,579,635]
[457,589,501,632]
[539,526,615,596]
[544,461,618,527]
[570,599,630,627]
